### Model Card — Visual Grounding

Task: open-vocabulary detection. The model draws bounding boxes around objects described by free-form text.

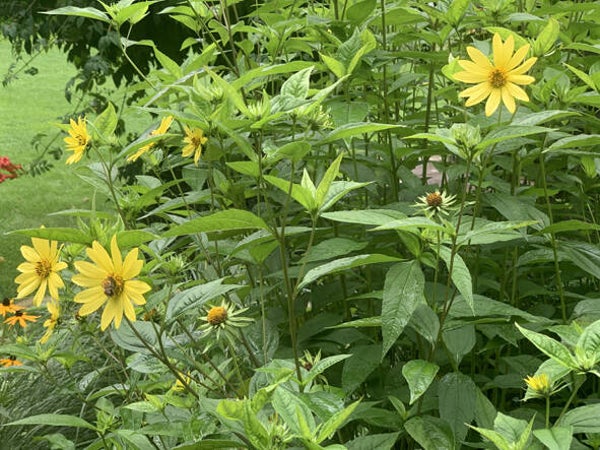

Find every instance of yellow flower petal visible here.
[485,89,502,116]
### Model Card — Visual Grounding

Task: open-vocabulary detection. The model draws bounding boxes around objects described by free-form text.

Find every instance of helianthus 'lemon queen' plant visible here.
[64,116,91,164]
[182,126,208,166]
[454,33,537,116]
[72,235,150,330]
[15,237,67,306]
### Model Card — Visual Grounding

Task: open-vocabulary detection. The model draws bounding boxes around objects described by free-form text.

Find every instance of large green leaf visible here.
[404,416,455,450]
[533,427,573,450]
[559,404,600,433]
[438,372,478,443]
[381,261,426,358]
[320,122,405,144]
[345,433,399,450]
[476,126,552,150]
[316,400,360,444]
[298,254,402,289]
[164,209,269,237]
[516,324,577,370]
[321,209,406,226]
[10,227,92,244]
[6,414,97,431]
[41,6,111,22]
[342,345,381,393]
[402,360,439,405]
[272,387,315,438]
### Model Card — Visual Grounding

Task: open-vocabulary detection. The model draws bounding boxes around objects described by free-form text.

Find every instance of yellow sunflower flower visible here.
[454,33,537,116]
[72,235,151,330]
[15,237,67,306]
[524,373,552,397]
[40,300,60,344]
[182,126,208,166]
[128,116,174,162]
[0,298,23,317]
[64,116,91,164]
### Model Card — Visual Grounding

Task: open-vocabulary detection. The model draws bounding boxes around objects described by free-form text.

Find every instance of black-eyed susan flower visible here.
[0,297,23,317]
[72,235,151,330]
[415,191,457,218]
[40,300,60,344]
[454,33,537,116]
[15,237,67,306]
[64,116,91,164]
[0,355,22,367]
[200,300,253,338]
[182,126,208,166]
[128,116,174,162]
[4,309,39,328]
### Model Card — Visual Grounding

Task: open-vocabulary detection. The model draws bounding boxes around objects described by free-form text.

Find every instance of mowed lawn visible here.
[0,39,96,298]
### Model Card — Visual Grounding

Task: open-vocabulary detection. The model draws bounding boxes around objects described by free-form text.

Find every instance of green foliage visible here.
[3,0,600,448]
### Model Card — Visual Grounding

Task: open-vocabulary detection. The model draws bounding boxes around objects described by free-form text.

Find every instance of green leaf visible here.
[116,230,156,248]
[320,181,371,214]
[226,161,260,178]
[371,216,447,233]
[111,321,158,354]
[533,18,560,56]
[436,246,474,313]
[438,372,478,443]
[304,354,352,385]
[9,227,92,244]
[173,440,247,450]
[347,29,377,74]
[476,126,552,150]
[272,387,315,438]
[5,414,97,431]
[346,0,376,24]
[469,425,512,450]
[266,140,312,164]
[342,345,381,393]
[41,6,111,23]
[302,238,368,263]
[264,174,317,212]
[540,220,600,234]
[321,209,407,226]
[404,416,455,450]
[316,154,343,208]
[457,220,534,246]
[402,360,439,405]
[321,122,405,144]
[576,319,600,362]
[447,0,470,26]
[166,279,243,320]
[516,110,578,126]
[164,209,268,237]
[281,66,313,99]
[93,102,118,138]
[298,254,402,289]
[565,63,596,91]
[533,427,573,450]
[154,48,183,78]
[316,400,360,444]
[558,404,600,433]
[206,68,250,116]
[561,241,600,281]
[516,323,577,370]
[545,134,600,153]
[320,53,346,78]
[381,261,426,358]
[443,325,476,365]
[345,433,399,450]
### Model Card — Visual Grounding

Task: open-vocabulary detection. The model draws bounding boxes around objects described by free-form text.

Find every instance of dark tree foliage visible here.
[0,0,193,90]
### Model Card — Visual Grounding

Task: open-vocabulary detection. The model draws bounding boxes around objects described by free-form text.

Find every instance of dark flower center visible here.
[35,259,52,278]
[2,298,10,307]
[489,68,507,88]
[426,192,443,208]
[102,275,124,297]
[207,306,228,325]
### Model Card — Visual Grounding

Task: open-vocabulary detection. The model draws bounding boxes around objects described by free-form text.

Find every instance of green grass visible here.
[0,39,96,298]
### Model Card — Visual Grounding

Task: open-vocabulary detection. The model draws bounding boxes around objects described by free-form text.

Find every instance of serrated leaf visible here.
[298,254,402,289]
[154,48,183,78]
[405,416,455,450]
[402,360,439,405]
[321,209,407,226]
[264,174,317,212]
[281,66,313,99]
[381,261,426,358]
[439,372,478,442]
[164,209,268,237]
[516,323,577,370]
[539,219,600,234]
[345,432,399,450]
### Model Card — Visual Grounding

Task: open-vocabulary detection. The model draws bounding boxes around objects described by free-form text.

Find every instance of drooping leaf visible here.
[402,360,439,405]
[533,426,573,450]
[381,261,426,358]
[558,404,600,433]
[438,372,478,443]
[6,414,97,431]
[516,324,577,370]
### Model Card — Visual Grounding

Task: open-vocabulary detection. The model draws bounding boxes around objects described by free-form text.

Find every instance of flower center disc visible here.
[35,259,53,278]
[426,193,443,208]
[207,306,228,325]
[102,275,124,297]
[489,69,507,88]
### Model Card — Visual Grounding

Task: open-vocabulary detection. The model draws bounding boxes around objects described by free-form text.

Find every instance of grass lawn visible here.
[0,39,97,298]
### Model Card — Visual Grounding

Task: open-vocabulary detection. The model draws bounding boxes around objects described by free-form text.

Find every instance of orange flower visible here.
[0,356,22,367]
[0,297,23,317]
[4,310,39,328]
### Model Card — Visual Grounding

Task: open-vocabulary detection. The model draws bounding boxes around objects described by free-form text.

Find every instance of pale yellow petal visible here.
[122,295,137,322]
[87,241,114,274]
[510,57,537,75]
[101,297,122,330]
[32,238,51,259]
[485,89,502,116]
[20,245,39,263]
[507,74,535,86]
[454,70,489,84]
[74,260,107,281]
[501,87,516,113]
[122,249,142,280]
[464,85,492,106]
[33,280,47,306]
[505,82,530,102]
[466,46,493,70]
[110,236,123,274]
[493,33,513,69]
[16,262,36,273]
[506,44,530,70]
[459,82,491,99]
[16,274,41,298]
